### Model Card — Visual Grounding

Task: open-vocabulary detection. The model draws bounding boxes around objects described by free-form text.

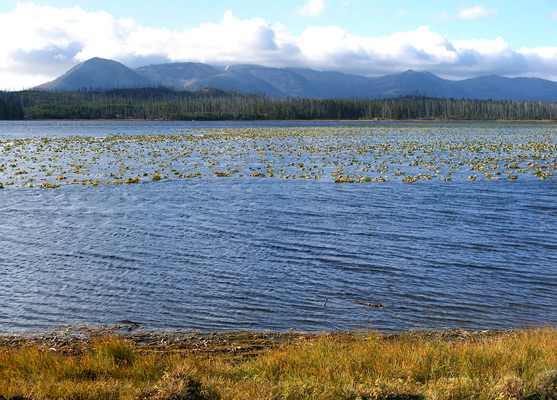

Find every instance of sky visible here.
[1,0,557,90]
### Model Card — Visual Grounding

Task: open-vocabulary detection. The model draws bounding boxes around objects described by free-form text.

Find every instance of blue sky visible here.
[1,1,557,89]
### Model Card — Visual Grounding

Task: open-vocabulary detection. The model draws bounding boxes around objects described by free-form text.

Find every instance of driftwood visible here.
[355,302,384,309]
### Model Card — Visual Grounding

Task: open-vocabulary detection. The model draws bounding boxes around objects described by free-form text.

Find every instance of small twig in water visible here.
[355,302,384,309]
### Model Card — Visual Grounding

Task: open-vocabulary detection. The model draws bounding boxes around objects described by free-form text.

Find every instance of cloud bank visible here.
[456,6,499,21]
[1,2,557,89]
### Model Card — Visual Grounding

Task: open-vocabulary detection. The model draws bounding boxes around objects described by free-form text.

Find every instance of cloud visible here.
[456,6,499,21]
[395,9,410,18]
[1,2,557,89]
[551,10,557,20]
[339,0,357,11]
[438,6,498,22]
[295,0,326,17]
[437,11,451,21]
[517,46,557,78]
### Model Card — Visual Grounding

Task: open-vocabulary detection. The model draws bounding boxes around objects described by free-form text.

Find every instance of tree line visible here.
[0,97,24,120]
[1,87,557,121]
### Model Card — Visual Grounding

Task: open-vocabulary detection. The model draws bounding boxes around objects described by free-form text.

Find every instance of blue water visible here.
[0,119,512,139]
[0,120,414,139]
[0,121,556,333]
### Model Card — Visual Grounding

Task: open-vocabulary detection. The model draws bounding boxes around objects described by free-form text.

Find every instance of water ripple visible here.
[1,178,555,333]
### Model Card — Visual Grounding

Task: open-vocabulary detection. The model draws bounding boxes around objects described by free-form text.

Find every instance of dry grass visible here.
[0,328,556,400]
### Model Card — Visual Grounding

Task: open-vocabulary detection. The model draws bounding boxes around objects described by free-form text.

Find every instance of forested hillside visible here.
[2,87,557,121]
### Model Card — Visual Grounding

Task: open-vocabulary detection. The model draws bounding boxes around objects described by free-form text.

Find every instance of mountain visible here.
[367,70,458,98]
[135,62,219,89]
[454,76,557,102]
[36,57,149,91]
[35,57,557,102]
[136,63,307,97]
[181,68,287,97]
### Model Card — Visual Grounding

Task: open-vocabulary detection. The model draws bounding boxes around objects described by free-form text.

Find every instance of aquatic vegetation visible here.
[124,177,141,184]
[0,124,556,188]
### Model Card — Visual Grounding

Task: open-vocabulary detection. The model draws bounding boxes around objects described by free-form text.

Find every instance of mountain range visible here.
[35,57,557,102]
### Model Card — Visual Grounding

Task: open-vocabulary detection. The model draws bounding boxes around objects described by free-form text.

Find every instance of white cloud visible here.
[551,10,557,20]
[457,6,499,21]
[339,0,357,10]
[295,0,326,17]
[438,6,498,22]
[2,2,557,89]
[437,10,451,21]
[395,9,410,18]
[517,46,557,79]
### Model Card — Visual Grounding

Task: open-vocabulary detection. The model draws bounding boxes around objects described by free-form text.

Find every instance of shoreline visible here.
[0,324,547,354]
[8,118,557,123]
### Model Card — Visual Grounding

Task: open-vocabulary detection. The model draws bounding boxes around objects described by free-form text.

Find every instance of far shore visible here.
[13,118,557,123]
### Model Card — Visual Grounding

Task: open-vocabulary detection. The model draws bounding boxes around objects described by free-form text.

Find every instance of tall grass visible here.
[0,329,555,400]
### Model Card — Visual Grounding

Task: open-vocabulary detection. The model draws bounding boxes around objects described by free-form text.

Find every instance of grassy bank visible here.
[0,328,556,400]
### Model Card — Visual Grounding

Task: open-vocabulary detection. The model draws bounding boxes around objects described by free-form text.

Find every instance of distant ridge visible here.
[34,57,557,102]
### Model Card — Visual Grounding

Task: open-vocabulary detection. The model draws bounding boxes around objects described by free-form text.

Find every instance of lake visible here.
[0,121,556,333]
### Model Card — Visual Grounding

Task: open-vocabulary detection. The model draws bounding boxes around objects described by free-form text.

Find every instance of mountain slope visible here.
[182,72,286,97]
[226,65,326,98]
[36,58,149,91]
[135,62,219,89]
[368,70,457,98]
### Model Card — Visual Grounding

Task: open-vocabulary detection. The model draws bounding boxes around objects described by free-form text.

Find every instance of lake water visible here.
[0,121,556,334]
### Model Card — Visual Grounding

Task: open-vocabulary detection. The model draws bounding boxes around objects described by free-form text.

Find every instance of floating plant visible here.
[0,124,555,188]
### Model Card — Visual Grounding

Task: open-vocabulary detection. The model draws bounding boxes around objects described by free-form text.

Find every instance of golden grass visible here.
[0,328,556,400]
